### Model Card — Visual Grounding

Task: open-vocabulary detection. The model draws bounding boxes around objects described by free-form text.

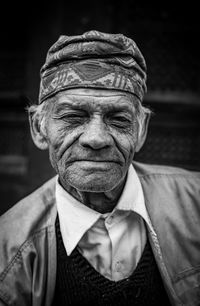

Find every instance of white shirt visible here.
[56,165,155,281]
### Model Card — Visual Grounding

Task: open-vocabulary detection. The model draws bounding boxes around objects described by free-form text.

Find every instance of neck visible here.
[60,179,126,214]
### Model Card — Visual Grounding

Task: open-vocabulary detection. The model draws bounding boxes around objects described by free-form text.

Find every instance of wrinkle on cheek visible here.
[50,127,66,151]
[56,127,83,160]
[112,128,137,164]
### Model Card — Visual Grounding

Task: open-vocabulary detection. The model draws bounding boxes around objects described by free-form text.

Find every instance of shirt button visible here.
[115,261,122,272]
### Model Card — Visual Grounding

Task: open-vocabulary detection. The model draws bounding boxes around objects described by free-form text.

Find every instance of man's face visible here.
[45,88,140,192]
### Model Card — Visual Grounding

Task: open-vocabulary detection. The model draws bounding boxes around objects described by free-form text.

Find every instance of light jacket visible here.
[0,162,200,306]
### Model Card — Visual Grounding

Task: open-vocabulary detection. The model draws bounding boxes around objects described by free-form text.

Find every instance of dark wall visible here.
[0,1,200,215]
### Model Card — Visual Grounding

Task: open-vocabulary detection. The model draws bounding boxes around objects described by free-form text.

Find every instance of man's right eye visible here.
[53,111,87,124]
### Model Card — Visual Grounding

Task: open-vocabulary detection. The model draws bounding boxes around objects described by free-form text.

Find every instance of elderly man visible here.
[0,30,199,306]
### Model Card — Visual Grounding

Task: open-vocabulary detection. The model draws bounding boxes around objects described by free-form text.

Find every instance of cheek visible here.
[45,124,66,169]
[49,129,65,151]
[117,135,136,160]
[47,124,83,166]
[47,128,65,161]
[112,125,138,162]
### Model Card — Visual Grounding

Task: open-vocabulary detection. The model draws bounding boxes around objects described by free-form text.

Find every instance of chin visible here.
[60,164,125,192]
[65,173,121,193]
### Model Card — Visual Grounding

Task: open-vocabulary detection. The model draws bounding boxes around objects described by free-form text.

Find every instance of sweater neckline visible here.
[56,214,151,293]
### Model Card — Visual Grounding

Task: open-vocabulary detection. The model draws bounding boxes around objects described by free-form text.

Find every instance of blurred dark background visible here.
[0,1,200,215]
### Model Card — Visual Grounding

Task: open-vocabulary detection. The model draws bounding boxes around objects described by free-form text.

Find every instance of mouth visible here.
[66,159,121,169]
[73,160,119,170]
[67,159,120,164]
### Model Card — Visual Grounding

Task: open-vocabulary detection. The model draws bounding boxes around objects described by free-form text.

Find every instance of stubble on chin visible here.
[60,163,125,193]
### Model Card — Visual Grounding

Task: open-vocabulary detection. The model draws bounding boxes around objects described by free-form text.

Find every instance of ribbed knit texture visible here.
[53,217,171,306]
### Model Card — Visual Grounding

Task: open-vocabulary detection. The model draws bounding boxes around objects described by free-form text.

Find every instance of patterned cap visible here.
[39,30,147,103]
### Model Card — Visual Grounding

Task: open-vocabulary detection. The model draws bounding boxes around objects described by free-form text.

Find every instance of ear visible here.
[28,111,49,150]
[135,111,151,152]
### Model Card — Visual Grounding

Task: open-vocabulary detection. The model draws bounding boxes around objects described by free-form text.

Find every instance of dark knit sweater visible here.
[53,217,171,306]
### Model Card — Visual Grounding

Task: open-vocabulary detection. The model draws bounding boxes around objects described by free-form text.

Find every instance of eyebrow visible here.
[54,101,84,113]
[54,97,135,113]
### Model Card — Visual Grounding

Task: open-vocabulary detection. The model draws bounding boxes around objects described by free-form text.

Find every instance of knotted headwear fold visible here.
[39,30,147,104]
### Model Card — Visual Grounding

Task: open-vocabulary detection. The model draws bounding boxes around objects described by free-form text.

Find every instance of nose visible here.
[79,115,113,150]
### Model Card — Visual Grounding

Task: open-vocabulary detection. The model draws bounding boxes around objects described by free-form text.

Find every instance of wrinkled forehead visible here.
[53,88,138,112]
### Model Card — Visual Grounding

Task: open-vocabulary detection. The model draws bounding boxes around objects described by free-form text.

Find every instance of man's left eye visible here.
[108,116,132,128]
[65,114,85,119]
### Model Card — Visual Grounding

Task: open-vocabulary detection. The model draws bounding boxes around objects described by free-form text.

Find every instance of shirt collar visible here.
[56,182,100,255]
[56,164,154,255]
[114,164,153,232]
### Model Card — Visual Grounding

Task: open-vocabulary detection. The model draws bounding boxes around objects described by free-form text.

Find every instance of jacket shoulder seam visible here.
[0,225,53,282]
[173,264,200,283]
